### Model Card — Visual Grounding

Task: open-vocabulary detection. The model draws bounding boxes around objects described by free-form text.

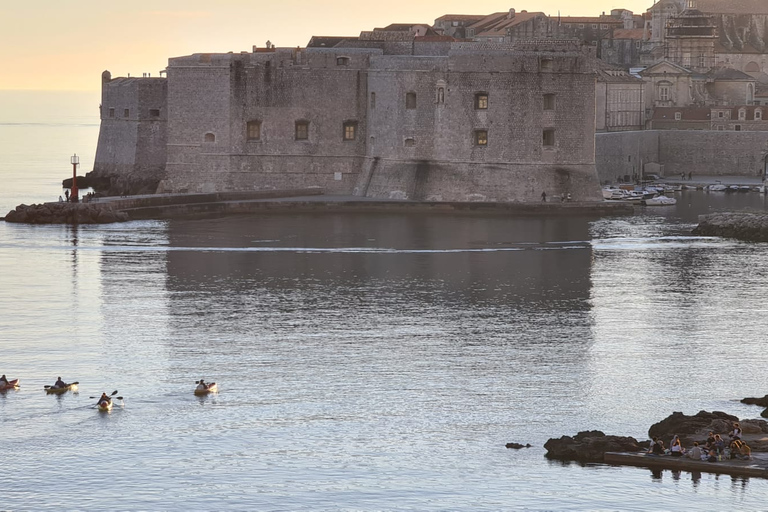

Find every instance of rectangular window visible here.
[475,130,488,146]
[149,109,160,118]
[336,57,350,66]
[247,121,261,141]
[718,111,724,118]
[406,92,417,110]
[543,129,555,147]
[123,109,129,118]
[543,94,556,110]
[540,58,553,72]
[343,122,357,141]
[295,121,309,140]
[675,112,682,121]
[475,93,488,110]
[735,125,742,131]
[370,92,376,109]
[109,108,115,118]
[404,138,416,147]
[659,86,669,102]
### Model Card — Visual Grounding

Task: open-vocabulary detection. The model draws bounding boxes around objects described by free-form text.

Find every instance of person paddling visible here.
[0,375,8,386]
[97,392,111,407]
[197,379,207,391]
[54,376,67,389]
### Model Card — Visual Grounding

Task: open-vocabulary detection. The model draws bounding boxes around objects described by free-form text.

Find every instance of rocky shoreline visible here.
[542,410,768,463]
[693,212,768,242]
[4,202,128,224]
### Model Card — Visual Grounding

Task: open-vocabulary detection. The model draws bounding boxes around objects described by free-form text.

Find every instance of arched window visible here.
[746,62,760,73]
[748,83,755,104]
[739,108,747,121]
[204,133,216,143]
[756,109,763,121]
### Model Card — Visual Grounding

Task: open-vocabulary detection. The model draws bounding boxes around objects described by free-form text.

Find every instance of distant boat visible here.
[643,196,677,206]
[706,184,727,192]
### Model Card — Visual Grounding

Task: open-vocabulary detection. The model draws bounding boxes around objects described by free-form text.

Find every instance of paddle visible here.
[89,390,119,399]
[44,381,79,389]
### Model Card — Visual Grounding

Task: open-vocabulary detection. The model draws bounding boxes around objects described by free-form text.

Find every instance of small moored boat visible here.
[643,196,677,206]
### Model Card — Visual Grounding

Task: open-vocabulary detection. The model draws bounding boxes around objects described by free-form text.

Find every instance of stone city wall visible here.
[596,130,768,182]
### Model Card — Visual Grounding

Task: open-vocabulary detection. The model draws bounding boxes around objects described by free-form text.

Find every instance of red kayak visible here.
[0,379,20,391]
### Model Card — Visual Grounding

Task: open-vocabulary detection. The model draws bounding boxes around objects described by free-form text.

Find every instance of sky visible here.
[1,0,653,91]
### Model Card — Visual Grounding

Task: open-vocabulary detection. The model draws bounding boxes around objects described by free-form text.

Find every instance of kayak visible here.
[97,399,113,412]
[46,383,78,394]
[194,382,218,395]
[0,379,20,391]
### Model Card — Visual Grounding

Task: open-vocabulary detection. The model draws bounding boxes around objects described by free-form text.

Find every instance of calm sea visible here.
[3,91,768,510]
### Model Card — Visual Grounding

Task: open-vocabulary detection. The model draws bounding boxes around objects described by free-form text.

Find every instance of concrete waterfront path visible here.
[605,452,768,479]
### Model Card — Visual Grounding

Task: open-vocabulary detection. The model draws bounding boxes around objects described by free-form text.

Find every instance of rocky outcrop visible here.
[692,213,768,242]
[4,202,129,224]
[65,171,160,197]
[505,442,532,449]
[544,431,644,462]
[648,411,738,446]
[742,395,768,408]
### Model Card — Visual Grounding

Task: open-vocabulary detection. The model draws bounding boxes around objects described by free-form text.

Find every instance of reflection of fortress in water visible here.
[161,214,595,313]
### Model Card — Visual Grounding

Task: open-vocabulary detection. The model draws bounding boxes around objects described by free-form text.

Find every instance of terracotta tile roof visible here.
[612,28,645,39]
[435,14,486,23]
[652,107,711,121]
[557,16,622,24]
[469,11,547,37]
[694,0,768,15]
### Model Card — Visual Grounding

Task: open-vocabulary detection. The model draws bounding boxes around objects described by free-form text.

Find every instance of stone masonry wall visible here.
[596,130,768,182]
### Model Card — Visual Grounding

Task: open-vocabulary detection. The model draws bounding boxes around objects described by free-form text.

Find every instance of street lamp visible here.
[70,154,79,203]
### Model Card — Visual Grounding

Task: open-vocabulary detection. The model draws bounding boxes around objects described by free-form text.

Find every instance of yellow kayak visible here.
[97,399,113,412]
[194,382,218,395]
[46,383,78,394]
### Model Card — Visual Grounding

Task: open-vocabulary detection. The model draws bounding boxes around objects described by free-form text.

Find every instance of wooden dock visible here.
[604,452,768,479]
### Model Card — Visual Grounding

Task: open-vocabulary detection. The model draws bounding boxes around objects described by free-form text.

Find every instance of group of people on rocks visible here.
[647,424,751,461]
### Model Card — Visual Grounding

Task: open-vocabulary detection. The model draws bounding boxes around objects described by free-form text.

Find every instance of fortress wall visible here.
[595,131,659,183]
[93,75,167,193]
[658,131,768,176]
[364,160,602,202]
[364,51,600,200]
[596,131,768,181]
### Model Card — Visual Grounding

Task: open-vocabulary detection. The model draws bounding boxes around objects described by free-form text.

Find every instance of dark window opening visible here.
[123,109,129,118]
[336,56,350,66]
[204,132,216,143]
[540,58,554,72]
[475,130,488,146]
[406,92,417,110]
[149,109,160,118]
[370,92,376,109]
[543,129,555,147]
[109,108,115,118]
[543,94,556,110]
[404,138,415,147]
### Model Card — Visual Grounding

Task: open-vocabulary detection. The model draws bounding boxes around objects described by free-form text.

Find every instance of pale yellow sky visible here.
[1,0,653,91]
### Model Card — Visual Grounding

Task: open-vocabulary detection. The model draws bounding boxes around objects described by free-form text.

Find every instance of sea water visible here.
[2,91,768,510]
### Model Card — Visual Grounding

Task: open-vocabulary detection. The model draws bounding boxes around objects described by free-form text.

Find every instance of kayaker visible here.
[97,392,111,406]
[54,376,66,389]
[197,379,207,391]
[0,375,8,386]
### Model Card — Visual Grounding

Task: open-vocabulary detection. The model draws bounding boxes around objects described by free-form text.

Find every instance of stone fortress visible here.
[94,40,602,202]
[91,0,768,202]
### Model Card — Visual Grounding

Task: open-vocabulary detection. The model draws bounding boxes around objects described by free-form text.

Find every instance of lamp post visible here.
[70,154,79,203]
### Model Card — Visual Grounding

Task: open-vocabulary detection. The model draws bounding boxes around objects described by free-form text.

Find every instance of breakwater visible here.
[693,212,768,242]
